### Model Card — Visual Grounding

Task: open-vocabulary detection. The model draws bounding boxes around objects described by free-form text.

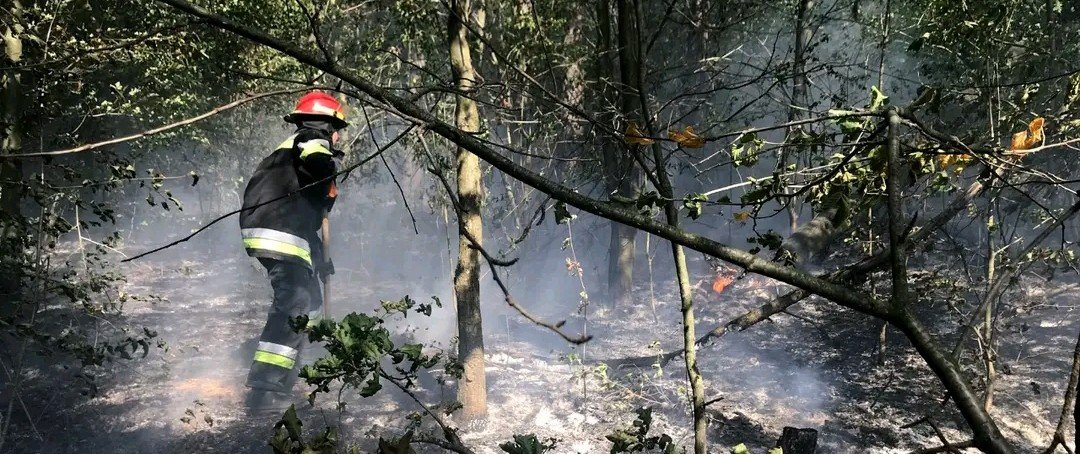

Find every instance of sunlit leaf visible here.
[1009,117,1046,152]
[624,121,655,146]
[870,86,889,110]
[668,126,705,148]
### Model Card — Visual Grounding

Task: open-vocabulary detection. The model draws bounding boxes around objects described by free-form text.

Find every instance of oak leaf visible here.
[668,126,705,148]
[1009,117,1045,152]
[624,121,655,146]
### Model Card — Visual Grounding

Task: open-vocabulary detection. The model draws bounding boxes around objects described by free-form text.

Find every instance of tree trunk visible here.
[779,0,814,233]
[626,0,706,448]
[597,0,640,307]
[1,7,24,219]
[983,210,998,411]
[448,0,487,421]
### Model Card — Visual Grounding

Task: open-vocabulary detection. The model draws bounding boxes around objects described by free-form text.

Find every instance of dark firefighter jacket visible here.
[239,127,337,269]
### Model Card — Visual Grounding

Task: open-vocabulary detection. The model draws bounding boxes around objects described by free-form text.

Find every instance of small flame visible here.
[712,273,734,294]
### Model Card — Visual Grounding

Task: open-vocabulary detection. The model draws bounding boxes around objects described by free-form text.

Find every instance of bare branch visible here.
[379,370,476,454]
[6,88,322,159]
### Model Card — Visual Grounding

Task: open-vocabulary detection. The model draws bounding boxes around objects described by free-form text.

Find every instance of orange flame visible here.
[712,273,734,294]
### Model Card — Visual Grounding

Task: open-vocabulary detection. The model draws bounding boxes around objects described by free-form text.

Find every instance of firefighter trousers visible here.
[246,258,322,393]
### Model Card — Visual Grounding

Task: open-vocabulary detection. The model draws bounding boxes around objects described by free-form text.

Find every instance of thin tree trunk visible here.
[627,0,705,447]
[983,211,998,411]
[780,0,814,233]
[1040,326,1080,454]
[1,9,23,218]
[600,0,641,308]
[448,0,487,421]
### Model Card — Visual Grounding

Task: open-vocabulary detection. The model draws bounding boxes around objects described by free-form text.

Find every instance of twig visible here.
[361,103,418,234]
[80,235,129,258]
[903,416,961,453]
[6,88,323,159]
[379,371,475,454]
[951,198,1080,360]
[703,396,724,408]
[121,125,415,263]
[423,147,591,344]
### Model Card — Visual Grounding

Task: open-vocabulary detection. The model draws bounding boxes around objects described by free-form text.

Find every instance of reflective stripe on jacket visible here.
[241,228,312,266]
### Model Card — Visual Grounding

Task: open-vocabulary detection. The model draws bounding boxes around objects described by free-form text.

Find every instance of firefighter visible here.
[238,91,346,411]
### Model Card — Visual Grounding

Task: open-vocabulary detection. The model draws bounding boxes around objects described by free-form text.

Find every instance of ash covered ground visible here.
[3,248,1077,453]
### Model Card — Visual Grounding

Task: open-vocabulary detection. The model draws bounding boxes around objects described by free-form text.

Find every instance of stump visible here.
[776,427,817,454]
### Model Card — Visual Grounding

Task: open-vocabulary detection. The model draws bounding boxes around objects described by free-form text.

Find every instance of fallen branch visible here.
[611,170,992,369]
[7,87,322,159]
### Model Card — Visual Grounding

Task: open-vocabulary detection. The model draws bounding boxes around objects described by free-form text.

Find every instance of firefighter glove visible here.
[316,258,335,277]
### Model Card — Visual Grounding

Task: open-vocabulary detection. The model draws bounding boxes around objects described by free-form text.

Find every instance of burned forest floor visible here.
[3,247,1079,454]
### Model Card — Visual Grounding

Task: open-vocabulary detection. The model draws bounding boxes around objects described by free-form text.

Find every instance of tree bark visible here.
[779,0,814,233]
[448,0,487,421]
[1,5,24,219]
[601,0,643,307]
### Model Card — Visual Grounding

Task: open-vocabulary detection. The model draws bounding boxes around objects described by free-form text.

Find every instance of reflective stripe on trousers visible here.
[247,258,323,393]
[253,341,299,369]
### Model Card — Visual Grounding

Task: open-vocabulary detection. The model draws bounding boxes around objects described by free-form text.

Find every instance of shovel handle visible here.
[320,215,331,319]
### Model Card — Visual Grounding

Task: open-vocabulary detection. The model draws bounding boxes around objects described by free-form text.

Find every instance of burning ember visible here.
[712,272,735,294]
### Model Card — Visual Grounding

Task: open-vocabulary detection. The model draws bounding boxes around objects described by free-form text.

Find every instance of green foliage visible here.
[377,432,416,454]
[746,230,784,255]
[297,310,440,400]
[269,405,339,454]
[731,133,764,167]
[682,193,707,220]
[499,434,558,454]
[605,408,680,454]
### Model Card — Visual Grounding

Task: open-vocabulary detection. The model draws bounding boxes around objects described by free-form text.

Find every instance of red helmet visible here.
[284,91,348,129]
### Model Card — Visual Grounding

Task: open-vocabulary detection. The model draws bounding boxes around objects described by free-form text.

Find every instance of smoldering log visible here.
[776,427,818,454]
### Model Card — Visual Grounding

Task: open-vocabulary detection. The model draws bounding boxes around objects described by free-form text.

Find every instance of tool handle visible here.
[320,215,331,319]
